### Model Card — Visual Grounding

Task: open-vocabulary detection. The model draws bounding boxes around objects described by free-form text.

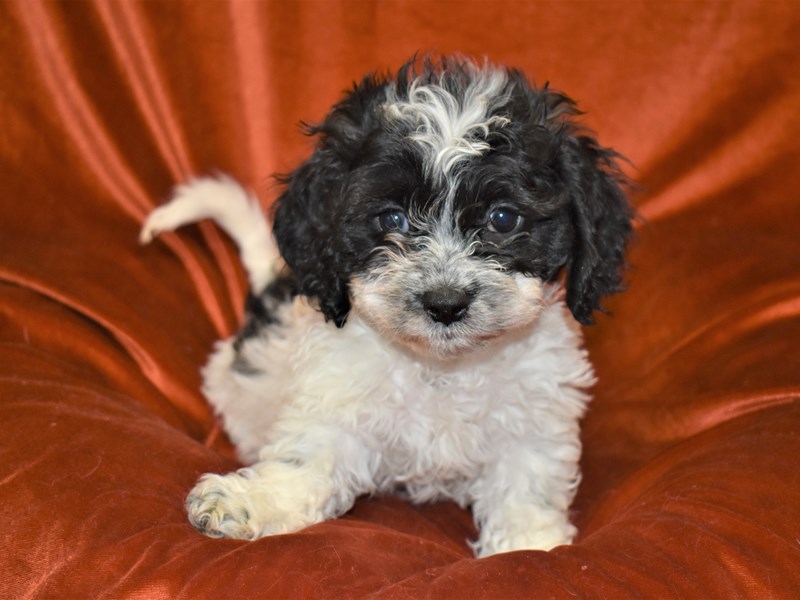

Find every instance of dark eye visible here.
[488,207,523,234]
[377,209,410,234]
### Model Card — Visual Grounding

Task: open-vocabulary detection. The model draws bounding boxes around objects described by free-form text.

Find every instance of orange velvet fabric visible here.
[2,1,799,597]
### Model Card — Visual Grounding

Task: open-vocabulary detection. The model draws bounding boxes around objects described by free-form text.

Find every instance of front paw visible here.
[475,510,577,557]
[186,473,260,539]
[185,462,337,540]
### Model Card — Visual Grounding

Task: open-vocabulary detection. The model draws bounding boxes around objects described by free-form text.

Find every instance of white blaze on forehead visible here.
[383,66,512,181]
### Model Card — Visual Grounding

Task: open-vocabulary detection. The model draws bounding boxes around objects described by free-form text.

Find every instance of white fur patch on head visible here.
[382,64,512,182]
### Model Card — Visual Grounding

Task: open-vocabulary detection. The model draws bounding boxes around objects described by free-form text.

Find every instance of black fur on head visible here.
[271,55,632,327]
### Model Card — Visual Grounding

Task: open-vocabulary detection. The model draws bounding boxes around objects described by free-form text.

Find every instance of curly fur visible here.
[141,55,632,557]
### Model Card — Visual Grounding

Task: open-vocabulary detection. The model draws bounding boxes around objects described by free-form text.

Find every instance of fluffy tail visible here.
[140,175,281,292]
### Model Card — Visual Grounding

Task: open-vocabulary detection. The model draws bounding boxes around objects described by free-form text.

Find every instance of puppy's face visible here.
[273,58,632,359]
[349,216,547,358]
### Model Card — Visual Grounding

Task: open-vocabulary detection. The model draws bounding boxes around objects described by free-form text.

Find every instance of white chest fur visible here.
[203,287,594,508]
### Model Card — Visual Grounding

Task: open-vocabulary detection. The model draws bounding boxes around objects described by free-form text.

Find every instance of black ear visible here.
[272,149,352,327]
[560,132,633,325]
[517,82,632,325]
[271,74,388,327]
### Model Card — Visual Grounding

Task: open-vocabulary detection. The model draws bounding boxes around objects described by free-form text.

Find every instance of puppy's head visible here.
[273,56,632,359]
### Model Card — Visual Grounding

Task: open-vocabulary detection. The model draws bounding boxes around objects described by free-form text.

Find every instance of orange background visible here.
[1,1,799,597]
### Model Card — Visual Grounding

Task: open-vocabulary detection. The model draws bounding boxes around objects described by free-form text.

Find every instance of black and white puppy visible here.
[141,56,632,557]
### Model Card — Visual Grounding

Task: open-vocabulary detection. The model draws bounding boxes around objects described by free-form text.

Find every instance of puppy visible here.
[141,56,632,557]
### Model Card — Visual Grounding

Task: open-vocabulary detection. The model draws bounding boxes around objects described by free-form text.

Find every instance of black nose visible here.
[421,287,470,325]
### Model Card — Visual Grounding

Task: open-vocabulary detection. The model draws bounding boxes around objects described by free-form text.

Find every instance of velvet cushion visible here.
[2,1,799,597]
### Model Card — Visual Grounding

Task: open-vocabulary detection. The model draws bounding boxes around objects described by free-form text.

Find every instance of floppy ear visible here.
[272,149,352,327]
[518,83,632,324]
[561,133,633,325]
[271,74,388,327]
